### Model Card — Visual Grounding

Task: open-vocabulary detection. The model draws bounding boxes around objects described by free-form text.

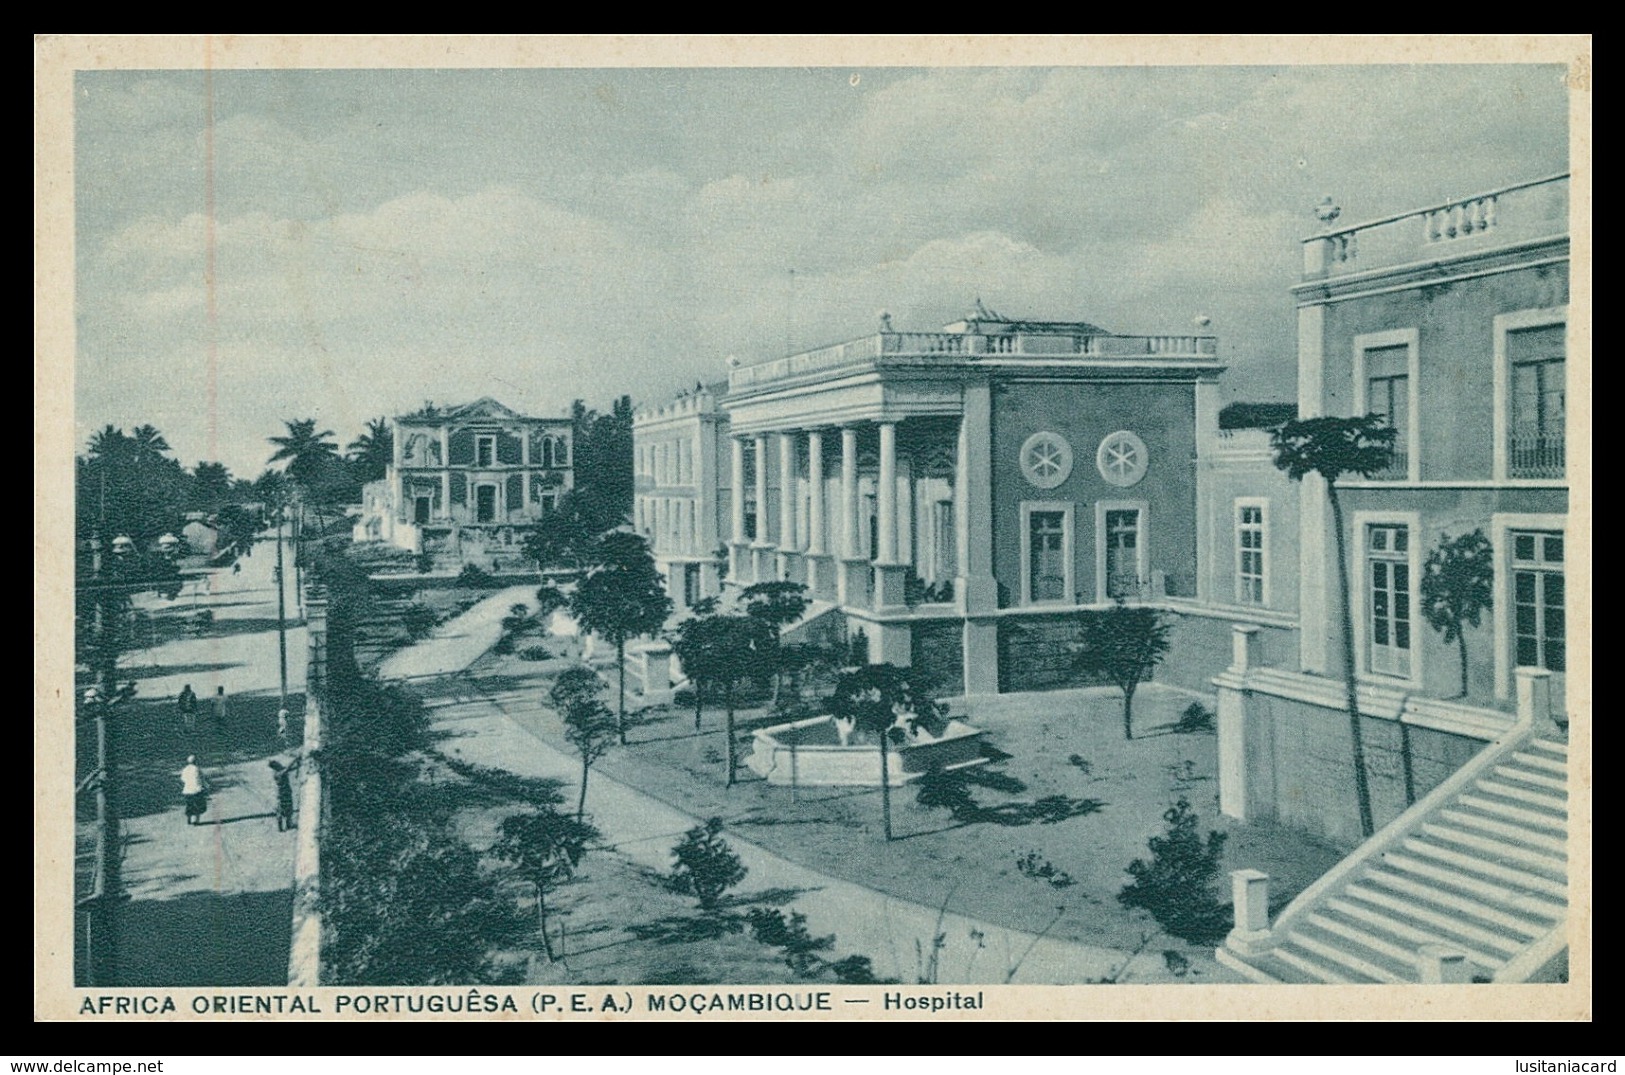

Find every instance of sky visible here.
[68,58,1572,479]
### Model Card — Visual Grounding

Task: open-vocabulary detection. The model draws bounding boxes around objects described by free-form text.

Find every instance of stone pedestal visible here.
[728,541,751,586]
[838,557,871,608]
[778,550,806,585]
[872,562,909,610]
[751,544,776,587]
[1417,945,1472,984]
[804,553,837,602]
[1225,869,1273,956]
[638,642,675,707]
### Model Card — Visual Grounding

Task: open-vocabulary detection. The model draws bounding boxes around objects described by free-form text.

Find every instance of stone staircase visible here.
[1218,730,1569,984]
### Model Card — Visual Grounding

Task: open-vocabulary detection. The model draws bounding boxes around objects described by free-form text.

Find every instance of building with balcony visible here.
[353,397,574,569]
[721,307,1223,697]
[632,382,731,611]
[1217,173,1572,847]
[1213,175,1575,984]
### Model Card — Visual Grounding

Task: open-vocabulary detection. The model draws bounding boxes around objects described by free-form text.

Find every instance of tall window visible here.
[476,435,496,468]
[1104,509,1142,598]
[1236,501,1266,606]
[1028,511,1067,602]
[1364,344,1409,479]
[1366,523,1412,677]
[1509,325,1565,479]
[1512,531,1564,672]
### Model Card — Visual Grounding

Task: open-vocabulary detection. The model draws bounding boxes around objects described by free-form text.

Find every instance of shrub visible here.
[1177,702,1216,734]
[668,817,747,909]
[1016,850,1076,888]
[457,563,497,588]
[1117,797,1230,945]
[415,553,435,574]
[492,636,515,655]
[402,602,438,640]
[518,645,551,662]
[745,907,833,976]
[673,686,696,708]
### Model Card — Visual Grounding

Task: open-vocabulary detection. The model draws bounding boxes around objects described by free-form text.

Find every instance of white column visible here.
[1298,303,1331,674]
[754,435,770,545]
[779,432,798,551]
[439,426,451,518]
[841,427,859,558]
[806,430,826,555]
[730,436,746,544]
[877,421,897,563]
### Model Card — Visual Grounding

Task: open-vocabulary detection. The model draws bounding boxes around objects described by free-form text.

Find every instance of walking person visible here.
[212,685,228,732]
[269,758,301,832]
[176,684,198,732]
[276,707,290,744]
[180,755,210,825]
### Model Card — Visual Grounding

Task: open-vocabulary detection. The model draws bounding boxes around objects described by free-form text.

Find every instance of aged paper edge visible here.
[34,34,1593,1023]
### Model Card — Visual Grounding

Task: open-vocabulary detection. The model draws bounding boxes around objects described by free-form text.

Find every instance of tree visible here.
[523,491,601,571]
[268,418,342,533]
[78,424,190,549]
[1069,603,1173,740]
[669,613,772,781]
[567,531,672,744]
[550,667,616,819]
[668,817,748,910]
[1117,797,1230,945]
[743,581,812,710]
[1271,414,1397,838]
[828,663,944,841]
[1421,529,1495,699]
[267,418,340,494]
[491,806,597,962]
[570,395,635,533]
[346,417,394,486]
[189,460,234,513]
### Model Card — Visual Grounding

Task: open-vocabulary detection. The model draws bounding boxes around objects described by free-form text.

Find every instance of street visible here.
[75,532,308,986]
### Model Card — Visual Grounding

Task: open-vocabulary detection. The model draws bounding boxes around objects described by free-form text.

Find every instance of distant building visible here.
[721,306,1223,697]
[354,397,574,569]
[632,382,731,611]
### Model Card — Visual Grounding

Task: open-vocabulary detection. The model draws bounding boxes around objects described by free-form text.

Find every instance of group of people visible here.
[173,683,227,733]
[178,753,302,831]
[174,683,301,831]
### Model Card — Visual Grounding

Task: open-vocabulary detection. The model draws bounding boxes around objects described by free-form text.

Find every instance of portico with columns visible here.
[722,311,1221,698]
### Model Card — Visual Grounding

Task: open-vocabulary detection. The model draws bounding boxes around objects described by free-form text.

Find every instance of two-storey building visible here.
[1295,174,1570,717]
[354,397,574,569]
[1216,173,1573,846]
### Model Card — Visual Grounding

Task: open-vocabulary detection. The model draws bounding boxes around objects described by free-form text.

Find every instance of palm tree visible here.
[128,424,172,463]
[1271,414,1397,838]
[347,417,394,486]
[268,418,340,536]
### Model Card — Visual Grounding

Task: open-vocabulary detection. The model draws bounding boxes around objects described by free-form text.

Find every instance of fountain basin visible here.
[745,714,988,787]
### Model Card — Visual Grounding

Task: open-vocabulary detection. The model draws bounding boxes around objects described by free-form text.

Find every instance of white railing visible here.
[1306,173,1569,278]
[728,331,1219,391]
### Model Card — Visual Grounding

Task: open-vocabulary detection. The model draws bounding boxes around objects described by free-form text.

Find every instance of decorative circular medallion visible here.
[1097,430,1149,487]
[1020,431,1073,489]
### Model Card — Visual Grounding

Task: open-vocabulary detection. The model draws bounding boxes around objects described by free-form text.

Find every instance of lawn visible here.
[464,634,1349,976]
